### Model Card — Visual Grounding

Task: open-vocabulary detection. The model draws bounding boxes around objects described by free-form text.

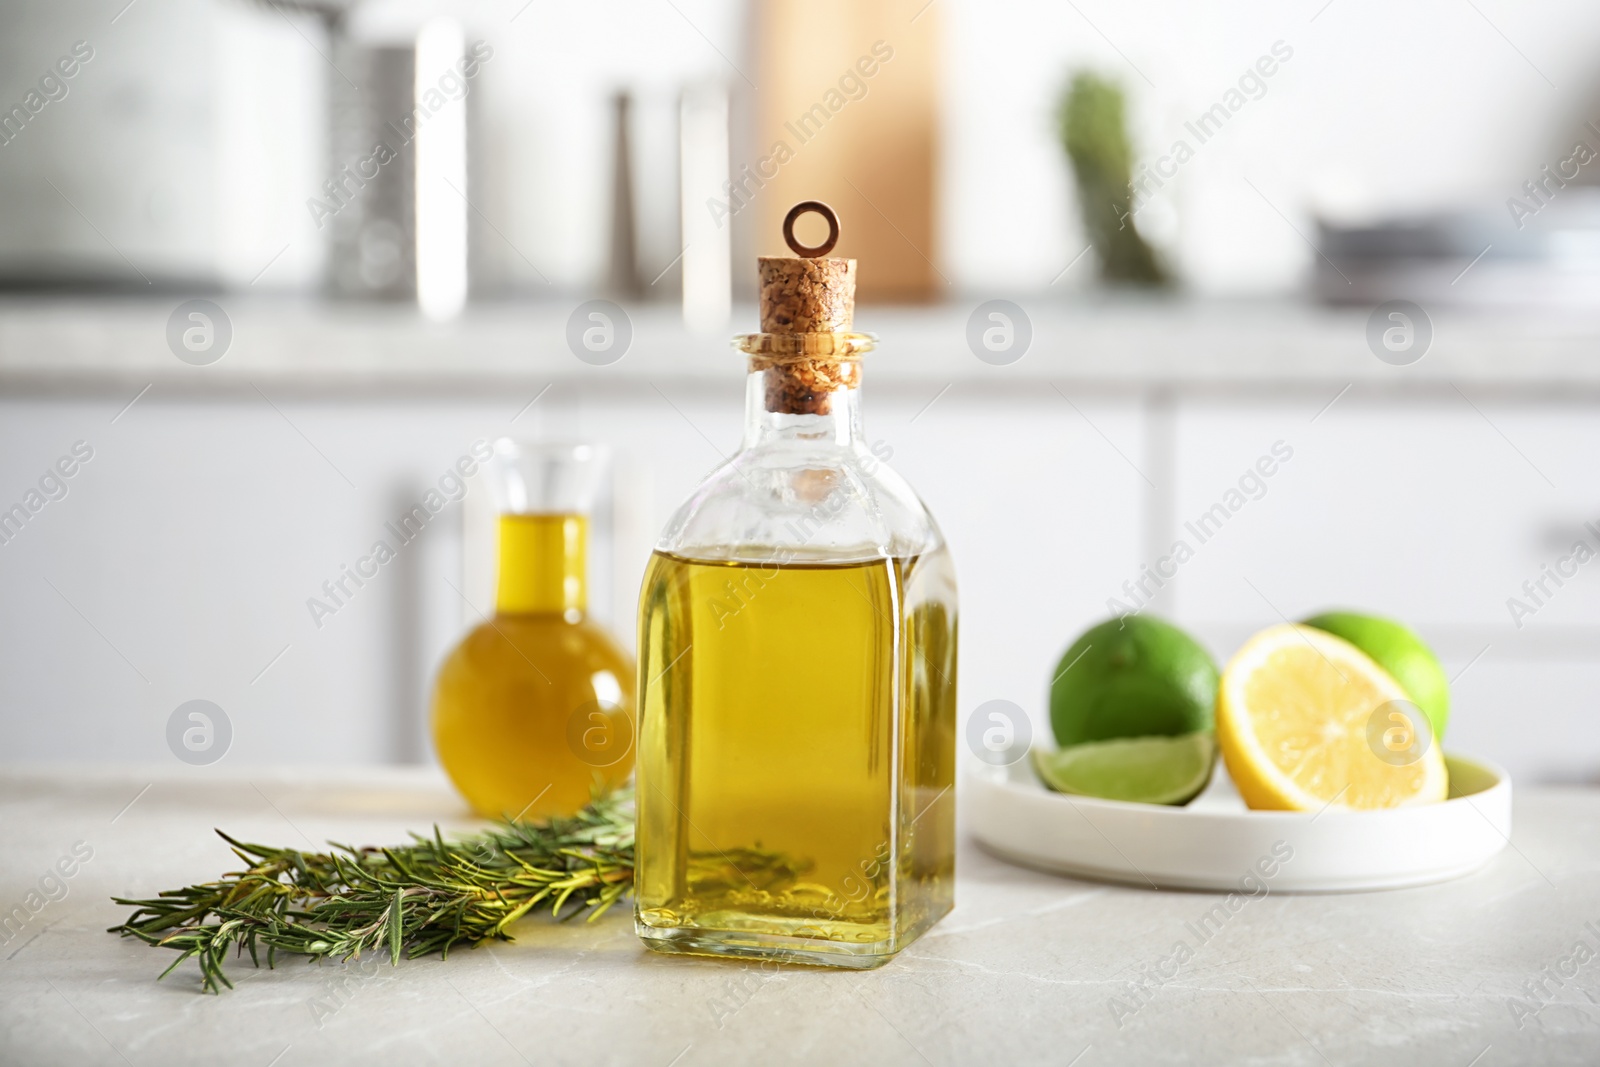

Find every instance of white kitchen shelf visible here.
[3,295,1600,397]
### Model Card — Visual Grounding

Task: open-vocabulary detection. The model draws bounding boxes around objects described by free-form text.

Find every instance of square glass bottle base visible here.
[635,904,953,971]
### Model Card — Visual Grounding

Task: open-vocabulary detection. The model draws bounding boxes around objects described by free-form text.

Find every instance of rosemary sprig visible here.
[109,790,635,994]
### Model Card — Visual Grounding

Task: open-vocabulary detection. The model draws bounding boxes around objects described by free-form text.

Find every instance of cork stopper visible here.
[751,202,861,416]
[757,256,857,333]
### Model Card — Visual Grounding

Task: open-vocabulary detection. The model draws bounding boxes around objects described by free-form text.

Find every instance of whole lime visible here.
[1049,616,1219,747]
[1301,610,1450,741]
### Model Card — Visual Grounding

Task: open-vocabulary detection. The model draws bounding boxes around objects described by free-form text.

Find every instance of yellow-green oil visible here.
[635,548,956,966]
[432,514,634,819]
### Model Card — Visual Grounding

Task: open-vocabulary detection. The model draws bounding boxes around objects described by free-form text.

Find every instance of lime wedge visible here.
[1031,732,1217,806]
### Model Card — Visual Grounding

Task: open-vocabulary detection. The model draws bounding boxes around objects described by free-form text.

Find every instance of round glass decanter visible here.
[431,440,635,820]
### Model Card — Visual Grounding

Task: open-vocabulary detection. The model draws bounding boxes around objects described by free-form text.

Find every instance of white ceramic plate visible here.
[968,752,1511,893]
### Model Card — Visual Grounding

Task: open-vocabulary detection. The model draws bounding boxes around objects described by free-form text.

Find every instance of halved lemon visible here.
[1217,624,1448,811]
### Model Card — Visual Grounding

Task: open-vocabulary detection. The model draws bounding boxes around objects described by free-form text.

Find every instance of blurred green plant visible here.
[1059,72,1169,286]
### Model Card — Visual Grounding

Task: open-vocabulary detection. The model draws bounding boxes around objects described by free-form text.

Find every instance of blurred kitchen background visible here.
[3,0,1600,784]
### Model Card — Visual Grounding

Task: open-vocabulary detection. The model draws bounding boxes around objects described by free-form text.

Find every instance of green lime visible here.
[1049,616,1218,747]
[1301,610,1449,740]
[1031,732,1217,805]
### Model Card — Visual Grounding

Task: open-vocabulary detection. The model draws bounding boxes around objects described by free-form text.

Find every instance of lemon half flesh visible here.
[1217,624,1448,811]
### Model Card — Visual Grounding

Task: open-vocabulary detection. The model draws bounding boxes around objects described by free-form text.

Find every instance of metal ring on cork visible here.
[782,200,840,258]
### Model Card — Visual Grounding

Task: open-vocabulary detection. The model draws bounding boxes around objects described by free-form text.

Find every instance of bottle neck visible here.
[741,359,864,450]
[494,513,587,617]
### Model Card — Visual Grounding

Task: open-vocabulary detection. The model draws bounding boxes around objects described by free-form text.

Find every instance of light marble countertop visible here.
[1,766,1597,1066]
[4,296,1600,399]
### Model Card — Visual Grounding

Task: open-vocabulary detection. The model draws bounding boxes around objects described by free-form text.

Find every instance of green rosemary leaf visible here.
[387,887,403,967]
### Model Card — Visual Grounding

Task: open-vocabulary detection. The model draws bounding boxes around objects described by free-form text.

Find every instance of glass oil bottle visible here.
[635,202,958,968]
[432,441,635,820]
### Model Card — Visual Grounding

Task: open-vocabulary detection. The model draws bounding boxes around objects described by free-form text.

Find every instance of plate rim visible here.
[966,750,1513,893]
